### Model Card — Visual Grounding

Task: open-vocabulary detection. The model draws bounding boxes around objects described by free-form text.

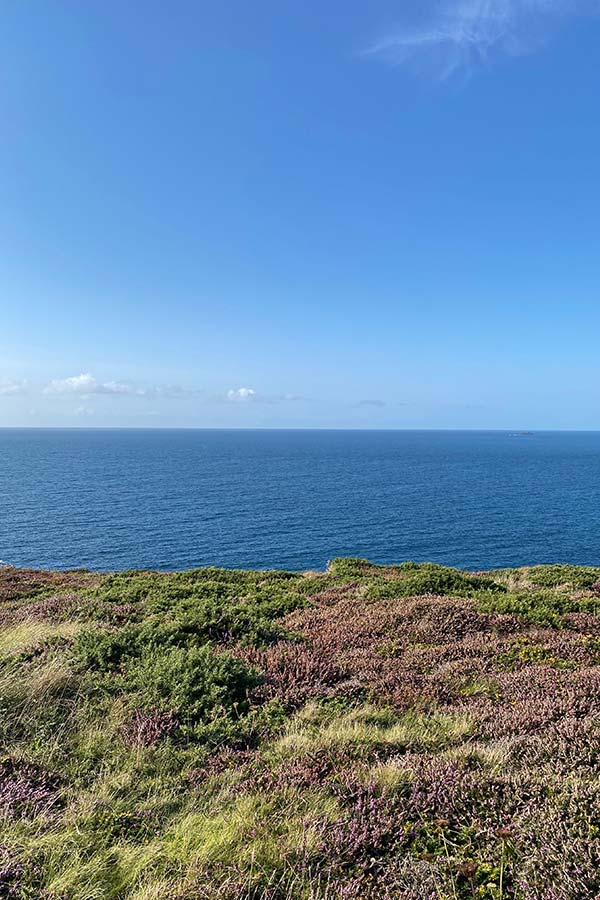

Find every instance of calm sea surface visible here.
[1,428,600,572]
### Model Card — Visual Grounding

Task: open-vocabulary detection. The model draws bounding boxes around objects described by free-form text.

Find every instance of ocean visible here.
[1,428,599,572]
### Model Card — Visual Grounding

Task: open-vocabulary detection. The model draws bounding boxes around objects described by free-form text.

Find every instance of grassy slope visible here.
[1,560,600,899]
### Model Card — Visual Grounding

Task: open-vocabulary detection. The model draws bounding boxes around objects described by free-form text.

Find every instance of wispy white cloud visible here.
[354,399,387,408]
[225,387,303,404]
[367,0,592,78]
[0,379,27,397]
[42,373,201,398]
[44,373,145,396]
[24,374,303,408]
[150,384,203,399]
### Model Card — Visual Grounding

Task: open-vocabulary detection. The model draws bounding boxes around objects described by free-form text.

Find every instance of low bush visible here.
[476,586,600,625]
[126,646,258,728]
[328,558,506,598]
[527,564,600,589]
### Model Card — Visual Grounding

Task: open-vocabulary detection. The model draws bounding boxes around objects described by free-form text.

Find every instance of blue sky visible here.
[2,0,600,428]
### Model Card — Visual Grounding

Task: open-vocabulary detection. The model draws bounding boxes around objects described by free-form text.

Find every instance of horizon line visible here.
[0,426,599,433]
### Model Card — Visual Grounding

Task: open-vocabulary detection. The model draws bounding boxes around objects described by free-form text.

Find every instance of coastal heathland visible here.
[0,560,599,899]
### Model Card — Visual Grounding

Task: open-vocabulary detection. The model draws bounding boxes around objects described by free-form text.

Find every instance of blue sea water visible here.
[1,428,599,572]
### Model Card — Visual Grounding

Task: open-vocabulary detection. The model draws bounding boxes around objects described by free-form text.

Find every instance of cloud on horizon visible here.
[43,374,204,399]
[367,0,594,79]
[226,387,302,404]
[1,375,305,410]
[44,373,146,397]
[226,387,257,402]
[0,379,27,397]
[354,399,387,408]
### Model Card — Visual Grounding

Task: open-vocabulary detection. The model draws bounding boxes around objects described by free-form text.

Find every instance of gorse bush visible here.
[126,646,258,725]
[527,563,600,589]
[476,586,600,625]
[67,566,314,756]
[1,559,600,899]
[328,558,506,598]
[86,568,306,644]
[75,626,261,745]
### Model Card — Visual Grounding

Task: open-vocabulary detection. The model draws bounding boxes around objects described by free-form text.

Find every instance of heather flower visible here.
[0,759,60,820]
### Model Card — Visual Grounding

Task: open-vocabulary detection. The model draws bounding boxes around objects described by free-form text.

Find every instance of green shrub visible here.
[527,564,600,589]
[75,627,143,670]
[328,559,505,598]
[85,569,306,646]
[127,646,258,726]
[476,587,600,625]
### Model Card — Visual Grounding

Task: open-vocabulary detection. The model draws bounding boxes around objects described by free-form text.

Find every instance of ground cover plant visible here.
[0,559,599,899]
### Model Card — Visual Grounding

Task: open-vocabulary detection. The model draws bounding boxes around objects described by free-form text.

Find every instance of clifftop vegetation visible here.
[0,559,600,899]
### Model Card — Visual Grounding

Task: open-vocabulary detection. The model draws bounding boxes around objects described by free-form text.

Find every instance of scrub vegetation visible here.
[1,559,600,899]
